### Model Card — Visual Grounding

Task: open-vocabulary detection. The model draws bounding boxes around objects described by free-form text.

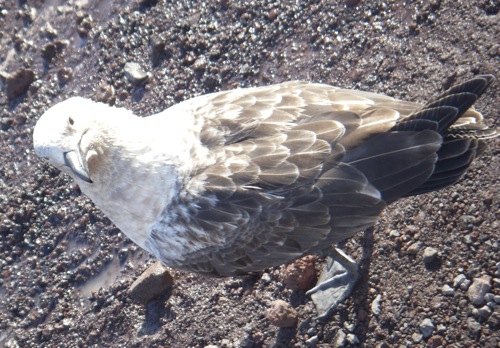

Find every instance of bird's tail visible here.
[398,75,498,196]
[342,75,497,203]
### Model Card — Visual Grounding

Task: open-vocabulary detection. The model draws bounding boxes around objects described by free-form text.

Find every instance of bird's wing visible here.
[154,78,494,276]
[152,82,419,276]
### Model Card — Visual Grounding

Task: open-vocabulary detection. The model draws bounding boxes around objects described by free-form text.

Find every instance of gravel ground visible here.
[0,0,499,347]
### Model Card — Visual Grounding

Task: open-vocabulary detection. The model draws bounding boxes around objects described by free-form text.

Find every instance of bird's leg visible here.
[306,246,359,319]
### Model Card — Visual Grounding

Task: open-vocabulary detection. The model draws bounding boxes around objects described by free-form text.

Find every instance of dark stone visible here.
[2,69,35,99]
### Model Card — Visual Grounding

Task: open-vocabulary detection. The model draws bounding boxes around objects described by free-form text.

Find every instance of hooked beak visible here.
[63,150,92,183]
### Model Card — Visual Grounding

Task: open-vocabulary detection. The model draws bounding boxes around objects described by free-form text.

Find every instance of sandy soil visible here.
[0,0,498,347]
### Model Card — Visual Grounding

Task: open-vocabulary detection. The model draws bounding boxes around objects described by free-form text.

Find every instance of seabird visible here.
[33,75,498,318]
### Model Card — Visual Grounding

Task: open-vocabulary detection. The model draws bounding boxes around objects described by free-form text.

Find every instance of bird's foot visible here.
[306,248,359,320]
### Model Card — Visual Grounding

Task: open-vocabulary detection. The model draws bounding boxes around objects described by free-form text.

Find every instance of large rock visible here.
[467,275,491,306]
[265,300,298,328]
[1,68,35,99]
[128,262,174,304]
[282,255,317,291]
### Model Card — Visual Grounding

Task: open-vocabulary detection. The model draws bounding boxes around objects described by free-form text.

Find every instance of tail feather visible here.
[354,75,496,201]
[433,75,494,101]
[402,75,496,197]
[421,92,478,131]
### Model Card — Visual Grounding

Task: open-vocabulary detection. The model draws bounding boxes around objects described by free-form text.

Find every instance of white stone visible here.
[371,294,382,316]
[419,318,435,338]
[442,284,454,296]
[453,274,467,288]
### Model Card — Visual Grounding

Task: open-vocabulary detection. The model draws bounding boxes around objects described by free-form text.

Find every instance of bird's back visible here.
[146,76,497,276]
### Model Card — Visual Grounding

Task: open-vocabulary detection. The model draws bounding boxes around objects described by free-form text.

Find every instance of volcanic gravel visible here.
[0,0,499,347]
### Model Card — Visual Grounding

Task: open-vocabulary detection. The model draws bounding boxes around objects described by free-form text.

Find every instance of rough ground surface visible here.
[0,0,499,347]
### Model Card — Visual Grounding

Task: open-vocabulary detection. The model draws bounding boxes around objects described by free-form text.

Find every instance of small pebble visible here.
[460,279,471,291]
[244,323,252,333]
[344,323,356,333]
[407,242,421,255]
[389,230,400,238]
[150,36,166,66]
[472,305,492,320]
[442,284,454,296]
[334,330,346,346]
[466,317,482,336]
[459,215,476,225]
[453,274,467,288]
[346,334,359,345]
[282,256,316,291]
[62,318,73,328]
[463,234,473,245]
[42,22,58,37]
[371,294,382,316]
[265,300,297,328]
[436,324,446,333]
[487,310,500,328]
[467,275,492,306]
[483,293,494,303]
[427,335,445,348]
[423,247,439,263]
[419,318,435,338]
[57,67,73,84]
[260,272,272,285]
[307,327,317,336]
[305,335,318,348]
[193,55,208,72]
[124,62,149,85]
[95,84,116,104]
[128,261,174,304]
[412,332,423,343]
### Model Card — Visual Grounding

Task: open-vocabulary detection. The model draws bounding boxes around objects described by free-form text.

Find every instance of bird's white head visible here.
[33,97,114,184]
[33,96,186,251]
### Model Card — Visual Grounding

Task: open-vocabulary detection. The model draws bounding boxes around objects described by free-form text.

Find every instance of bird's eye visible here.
[68,117,74,126]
